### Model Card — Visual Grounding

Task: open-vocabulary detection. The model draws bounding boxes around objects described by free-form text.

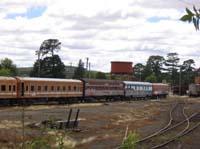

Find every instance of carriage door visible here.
[21,82,24,96]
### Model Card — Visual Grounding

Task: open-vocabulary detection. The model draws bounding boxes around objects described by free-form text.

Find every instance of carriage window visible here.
[38,86,41,91]
[74,86,76,91]
[26,86,28,91]
[1,85,6,91]
[9,85,12,91]
[57,86,60,91]
[31,86,34,91]
[44,86,48,91]
[13,85,16,91]
[63,86,66,91]
[51,86,54,91]
[68,86,71,91]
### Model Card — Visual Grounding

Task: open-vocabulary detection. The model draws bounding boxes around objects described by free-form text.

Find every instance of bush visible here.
[122,131,140,149]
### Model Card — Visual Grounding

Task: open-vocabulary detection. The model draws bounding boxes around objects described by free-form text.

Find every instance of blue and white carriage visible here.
[123,81,152,98]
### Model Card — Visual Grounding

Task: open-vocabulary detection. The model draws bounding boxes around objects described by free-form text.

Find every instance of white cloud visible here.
[0,0,200,72]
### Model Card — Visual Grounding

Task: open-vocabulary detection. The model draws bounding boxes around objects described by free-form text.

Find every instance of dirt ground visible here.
[0,96,199,148]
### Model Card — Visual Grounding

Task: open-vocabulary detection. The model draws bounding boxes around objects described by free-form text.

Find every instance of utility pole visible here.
[86,57,89,71]
[86,57,89,78]
[179,66,182,95]
[36,50,41,77]
[89,62,91,79]
[70,62,72,78]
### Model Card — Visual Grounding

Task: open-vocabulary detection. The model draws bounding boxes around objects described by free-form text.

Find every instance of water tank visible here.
[111,61,133,74]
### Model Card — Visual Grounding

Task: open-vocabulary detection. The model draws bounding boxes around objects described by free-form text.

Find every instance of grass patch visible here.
[122,131,140,149]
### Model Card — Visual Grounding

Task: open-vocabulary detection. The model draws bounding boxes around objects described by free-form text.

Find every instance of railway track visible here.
[135,100,200,149]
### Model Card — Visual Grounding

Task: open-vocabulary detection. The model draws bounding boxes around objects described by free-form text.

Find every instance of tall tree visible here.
[33,39,63,78]
[145,55,165,82]
[0,58,18,76]
[73,59,85,79]
[133,63,145,81]
[165,53,180,86]
[30,55,65,78]
[37,39,61,57]
[181,59,195,85]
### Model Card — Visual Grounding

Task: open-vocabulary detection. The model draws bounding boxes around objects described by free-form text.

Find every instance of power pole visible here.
[179,66,182,95]
[86,57,89,78]
[86,57,89,71]
[89,62,91,79]
[36,50,41,77]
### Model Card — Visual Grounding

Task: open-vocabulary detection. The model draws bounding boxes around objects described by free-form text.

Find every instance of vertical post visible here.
[66,109,72,128]
[36,50,41,77]
[22,99,25,149]
[179,66,182,95]
[89,62,91,79]
[70,62,72,78]
[38,55,40,77]
[86,57,89,78]
[86,57,89,71]
[74,109,80,128]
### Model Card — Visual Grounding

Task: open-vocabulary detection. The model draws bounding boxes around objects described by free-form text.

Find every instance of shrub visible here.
[122,131,140,149]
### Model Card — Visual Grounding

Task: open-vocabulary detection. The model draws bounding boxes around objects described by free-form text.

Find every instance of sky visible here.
[1,0,200,72]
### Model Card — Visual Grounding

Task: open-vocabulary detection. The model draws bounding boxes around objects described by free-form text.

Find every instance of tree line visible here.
[0,39,107,80]
[0,39,199,88]
[133,53,196,88]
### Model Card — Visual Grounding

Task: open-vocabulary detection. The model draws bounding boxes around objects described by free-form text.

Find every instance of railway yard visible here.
[0,96,199,148]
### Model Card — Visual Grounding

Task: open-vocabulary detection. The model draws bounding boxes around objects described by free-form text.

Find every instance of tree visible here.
[0,69,12,76]
[165,53,180,86]
[73,59,85,79]
[181,59,195,85]
[145,73,157,83]
[32,39,65,78]
[37,39,61,57]
[96,72,107,79]
[30,55,65,78]
[133,63,145,81]
[36,39,61,77]
[0,58,18,76]
[180,6,200,30]
[145,55,165,82]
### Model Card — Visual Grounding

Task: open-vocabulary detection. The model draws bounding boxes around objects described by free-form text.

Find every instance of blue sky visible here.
[147,17,170,23]
[6,6,46,19]
[0,0,200,72]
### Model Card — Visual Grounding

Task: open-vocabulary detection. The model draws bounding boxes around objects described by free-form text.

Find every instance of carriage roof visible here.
[123,81,152,86]
[17,77,82,83]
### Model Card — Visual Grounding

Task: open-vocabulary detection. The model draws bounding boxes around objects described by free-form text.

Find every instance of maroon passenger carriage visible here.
[82,79,124,101]
[152,83,169,98]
